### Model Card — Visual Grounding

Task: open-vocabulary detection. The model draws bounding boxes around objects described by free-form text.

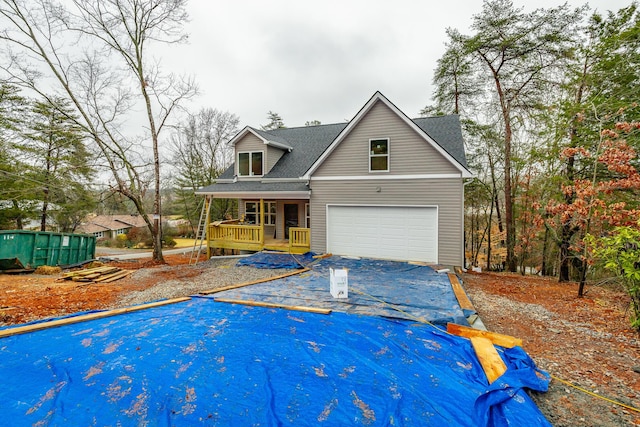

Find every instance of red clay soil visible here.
[1,259,639,425]
[0,253,203,325]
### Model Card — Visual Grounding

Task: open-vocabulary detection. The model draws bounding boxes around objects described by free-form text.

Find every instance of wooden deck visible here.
[207,224,310,254]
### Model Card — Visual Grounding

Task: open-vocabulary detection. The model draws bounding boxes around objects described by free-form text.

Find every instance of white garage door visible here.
[327,205,438,262]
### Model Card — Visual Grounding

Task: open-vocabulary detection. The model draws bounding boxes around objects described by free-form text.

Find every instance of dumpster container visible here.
[0,230,96,270]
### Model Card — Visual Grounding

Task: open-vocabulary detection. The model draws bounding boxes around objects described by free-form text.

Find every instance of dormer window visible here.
[369,138,389,172]
[238,151,263,176]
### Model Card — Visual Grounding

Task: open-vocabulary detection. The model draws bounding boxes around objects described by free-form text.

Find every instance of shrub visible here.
[587,225,640,330]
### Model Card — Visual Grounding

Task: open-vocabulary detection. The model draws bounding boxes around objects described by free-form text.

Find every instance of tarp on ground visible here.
[237,251,316,269]
[0,297,550,426]
[219,255,471,325]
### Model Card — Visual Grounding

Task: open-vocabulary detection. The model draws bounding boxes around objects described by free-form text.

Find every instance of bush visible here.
[587,225,640,330]
[115,234,128,248]
[163,236,177,248]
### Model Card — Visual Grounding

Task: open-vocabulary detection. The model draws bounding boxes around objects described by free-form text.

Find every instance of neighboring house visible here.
[196,92,472,265]
[76,214,148,239]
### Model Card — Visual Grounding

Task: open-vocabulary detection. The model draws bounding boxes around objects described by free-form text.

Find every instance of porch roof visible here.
[195,180,310,199]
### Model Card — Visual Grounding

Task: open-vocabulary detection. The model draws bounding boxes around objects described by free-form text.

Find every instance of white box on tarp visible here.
[330,267,348,298]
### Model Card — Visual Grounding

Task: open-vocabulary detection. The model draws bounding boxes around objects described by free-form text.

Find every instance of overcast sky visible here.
[161,0,633,129]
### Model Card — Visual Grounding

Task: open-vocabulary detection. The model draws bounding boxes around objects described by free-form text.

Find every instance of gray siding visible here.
[267,145,285,172]
[309,178,463,266]
[234,134,285,175]
[239,199,306,240]
[234,134,264,176]
[313,101,459,177]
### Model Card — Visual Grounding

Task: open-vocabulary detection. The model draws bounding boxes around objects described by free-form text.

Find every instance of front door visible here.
[284,204,298,239]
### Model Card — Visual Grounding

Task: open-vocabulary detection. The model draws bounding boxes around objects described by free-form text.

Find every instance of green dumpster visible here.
[0,230,96,270]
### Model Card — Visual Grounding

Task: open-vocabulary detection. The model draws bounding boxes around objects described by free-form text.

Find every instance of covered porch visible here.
[202,195,311,256]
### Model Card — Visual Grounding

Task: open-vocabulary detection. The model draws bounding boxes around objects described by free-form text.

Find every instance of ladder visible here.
[189,197,211,265]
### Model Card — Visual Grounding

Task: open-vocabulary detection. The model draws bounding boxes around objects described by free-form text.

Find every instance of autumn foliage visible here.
[547,123,640,249]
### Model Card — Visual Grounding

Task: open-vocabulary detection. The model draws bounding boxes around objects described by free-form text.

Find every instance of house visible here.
[196,92,472,265]
[76,214,148,240]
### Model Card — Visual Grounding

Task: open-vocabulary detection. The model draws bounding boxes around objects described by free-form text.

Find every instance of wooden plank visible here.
[448,272,475,312]
[0,297,192,339]
[62,266,117,278]
[470,336,507,384]
[99,270,134,283]
[93,270,128,283]
[447,323,523,348]
[199,268,310,295]
[214,298,331,314]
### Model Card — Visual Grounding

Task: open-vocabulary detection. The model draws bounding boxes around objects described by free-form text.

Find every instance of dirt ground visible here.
[462,271,640,427]
[1,256,639,426]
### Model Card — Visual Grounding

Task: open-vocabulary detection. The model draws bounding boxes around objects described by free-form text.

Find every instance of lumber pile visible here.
[60,266,133,283]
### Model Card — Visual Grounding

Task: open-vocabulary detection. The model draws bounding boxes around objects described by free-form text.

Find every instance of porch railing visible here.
[289,227,310,251]
[208,224,263,250]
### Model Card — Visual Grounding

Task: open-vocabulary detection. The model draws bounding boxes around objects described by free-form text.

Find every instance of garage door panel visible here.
[327,206,438,262]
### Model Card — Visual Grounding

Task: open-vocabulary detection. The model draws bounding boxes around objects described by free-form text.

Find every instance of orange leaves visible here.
[548,121,640,238]
[561,146,590,159]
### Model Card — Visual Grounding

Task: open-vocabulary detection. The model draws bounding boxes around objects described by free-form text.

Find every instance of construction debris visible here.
[60,266,133,283]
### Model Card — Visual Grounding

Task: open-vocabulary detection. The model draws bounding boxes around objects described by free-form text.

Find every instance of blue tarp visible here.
[219,255,471,325]
[237,251,316,269]
[0,298,550,426]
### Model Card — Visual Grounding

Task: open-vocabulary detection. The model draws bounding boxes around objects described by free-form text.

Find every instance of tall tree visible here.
[0,82,31,229]
[170,108,239,231]
[552,3,640,281]
[0,0,197,261]
[446,0,584,272]
[261,111,285,130]
[20,97,93,231]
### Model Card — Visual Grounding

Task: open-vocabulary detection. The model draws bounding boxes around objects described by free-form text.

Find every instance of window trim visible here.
[244,200,276,225]
[305,203,310,228]
[238,151,264,177]
[369,138,389,172]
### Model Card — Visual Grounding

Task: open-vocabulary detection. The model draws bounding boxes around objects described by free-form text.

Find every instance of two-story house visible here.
[196,92,472,266]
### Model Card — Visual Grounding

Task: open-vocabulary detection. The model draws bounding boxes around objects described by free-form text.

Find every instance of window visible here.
[245,201,276,225]
[94,231,104,239]
[305,203,310,228]
[238,151,263,176]
[369,138,389,172]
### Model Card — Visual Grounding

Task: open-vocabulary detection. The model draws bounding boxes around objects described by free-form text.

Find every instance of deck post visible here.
[206,196,212,259]
[259,199,264,245]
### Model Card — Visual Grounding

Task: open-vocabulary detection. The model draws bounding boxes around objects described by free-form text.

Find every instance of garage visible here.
[326,205,438,262]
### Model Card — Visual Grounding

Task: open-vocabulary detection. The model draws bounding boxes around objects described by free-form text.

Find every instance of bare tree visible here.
[170,108,239,231]
[0,0,197,261]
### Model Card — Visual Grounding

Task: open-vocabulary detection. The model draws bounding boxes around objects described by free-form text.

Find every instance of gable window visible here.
[245,201,276,225]
[238,151,264,176]
[369,138,389,172]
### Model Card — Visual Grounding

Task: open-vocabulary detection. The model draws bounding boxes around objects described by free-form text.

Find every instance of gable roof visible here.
[76,215,147,234]
[197,92,471,195]
[303,91,471,178]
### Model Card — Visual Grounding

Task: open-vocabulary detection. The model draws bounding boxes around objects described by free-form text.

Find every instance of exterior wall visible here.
[266,145,285,172]
[313,101,459,177]
[239,199,306,240]
[234,133,285,176]
[309,178,464,266]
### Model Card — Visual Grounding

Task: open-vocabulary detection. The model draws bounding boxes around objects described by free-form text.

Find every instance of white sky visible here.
[161,0,633,129]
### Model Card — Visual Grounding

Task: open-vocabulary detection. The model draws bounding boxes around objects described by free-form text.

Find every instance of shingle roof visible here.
[76,215,148,234]
[412,115,468,168]
[198,112,468,195]
[197,180,309,194]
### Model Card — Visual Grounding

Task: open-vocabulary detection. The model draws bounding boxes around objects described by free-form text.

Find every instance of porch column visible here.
[259,198,264,244]
[205,196,212,259]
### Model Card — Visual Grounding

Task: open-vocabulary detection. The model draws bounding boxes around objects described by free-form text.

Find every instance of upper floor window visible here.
[369,138,389,172]
[238,151,263,176]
